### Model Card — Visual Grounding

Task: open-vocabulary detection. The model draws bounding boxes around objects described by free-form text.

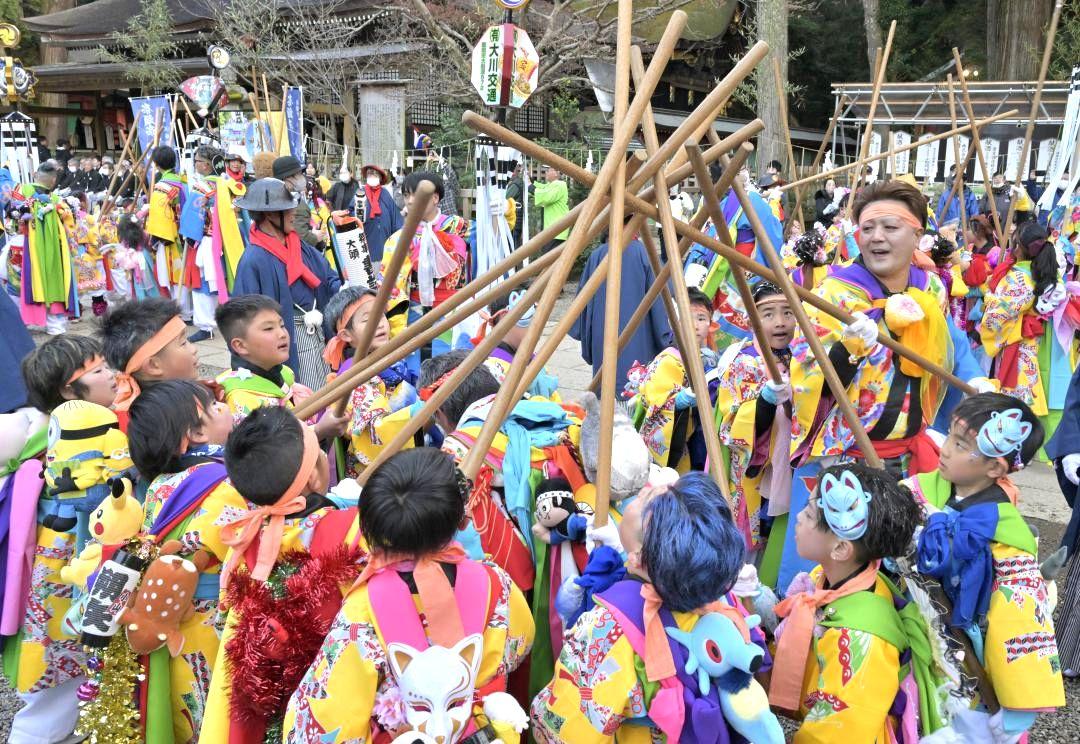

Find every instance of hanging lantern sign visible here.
[471,24,539,109]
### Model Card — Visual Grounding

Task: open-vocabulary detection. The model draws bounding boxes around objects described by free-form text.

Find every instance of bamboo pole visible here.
[810,97,843,176]
[772,55,802,223]
[177,94,199,132]
[593,0,634,528]
[1003,0,1064,241]
[248,93,265,152]
[262,75,277,152]
[100,119,139,212]
[458,10,692,481]
[329,181,433,416]
[629,44,728,496]
[780,109,1019,192]
[851,45,884,190]
[937,142,977,224]
[695,135,784,385]
[952,56,1004,243]
[720,152,883,467]
[853,21,896,191]
[945,75,970,239]
[276,84,290,156]
[587,142,755,392]
[138,107,166,200]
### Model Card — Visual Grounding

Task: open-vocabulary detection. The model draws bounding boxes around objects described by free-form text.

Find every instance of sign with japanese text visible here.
[470,24,538,109]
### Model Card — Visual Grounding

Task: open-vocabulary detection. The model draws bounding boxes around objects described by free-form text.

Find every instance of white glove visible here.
[1062,453,1080,486]
[482,691,529,733]
[762,379,792,405]
[1010,185,1022,196]
[585,516,624,553]
[968,377,998,394]
[489,199,507,217]
[842,311,879,348]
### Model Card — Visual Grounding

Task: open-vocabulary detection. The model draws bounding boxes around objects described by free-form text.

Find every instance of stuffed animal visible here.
[119,540,210,656]
[622,361,648,399]
[579,392,650,501]
[666,610,784,744]
[387,634,483,744]
[531,477,589,545]
[59,477,143,589]
[44,399,132,533]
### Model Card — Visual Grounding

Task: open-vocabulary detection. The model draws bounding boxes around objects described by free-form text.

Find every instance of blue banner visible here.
[129,96,173,155]
[285,87,304,161]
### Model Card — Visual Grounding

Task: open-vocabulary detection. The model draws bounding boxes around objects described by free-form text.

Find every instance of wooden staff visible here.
[100,119,139,212]
[262,75,277,152]
[355,258,558,486]
[1003,0,1064,241]
[329,181,433,416]
[593,0,634,528]
[628,44,728,497]
[945,75,970,239]
[248,93,265,152]
[294,245,563,420]
[458,10,692,481]
[780,109,1019,192]
[852,21,895,193]
[587,142,755,392]
[772,55,802,223]
[276,84,290,156]
[851,48,882,188]
[937,142,977,224]
[177,93,199,132]
[952,56,1006,243]
[695,136,784,385]
[720,153,883,467]
[810,97,843,176]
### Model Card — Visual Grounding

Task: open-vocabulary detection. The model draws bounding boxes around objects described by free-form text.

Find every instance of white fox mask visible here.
[387,633,484,744]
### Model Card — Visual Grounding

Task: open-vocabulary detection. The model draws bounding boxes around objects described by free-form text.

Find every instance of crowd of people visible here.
[0,130,1077,744]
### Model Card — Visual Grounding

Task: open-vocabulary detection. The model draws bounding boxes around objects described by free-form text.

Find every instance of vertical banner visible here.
[977,138,1001,183]
[129,96,173,154]
[357,84,405,168]
[892,131,911,174]
[285,87,304,161]
[1037,138,1058,173]
[914,134,940,181]
[1005,137,1028,181]
[943,135,969,179]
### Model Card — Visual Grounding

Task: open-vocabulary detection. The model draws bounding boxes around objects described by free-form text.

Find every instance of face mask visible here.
[366,175,381,188]
[339,173,351,183]
[100,168,110,176]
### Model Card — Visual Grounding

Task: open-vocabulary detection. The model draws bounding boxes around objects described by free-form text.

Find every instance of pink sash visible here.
[1,460,44,634]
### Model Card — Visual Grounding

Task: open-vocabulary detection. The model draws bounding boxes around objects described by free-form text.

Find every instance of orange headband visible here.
[858,202,923,231]
[220,424,320,587]
[322,295,376,370]
[67,354,105,385]
[112,315,187,412]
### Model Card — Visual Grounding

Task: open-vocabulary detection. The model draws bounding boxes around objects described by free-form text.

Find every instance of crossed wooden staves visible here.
[293,4,1031,708]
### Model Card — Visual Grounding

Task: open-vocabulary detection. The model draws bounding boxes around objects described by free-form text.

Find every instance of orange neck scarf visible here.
[353,542,469,647]
[112,315,186,412]
[220,424,319,587]
[768,561,880,711]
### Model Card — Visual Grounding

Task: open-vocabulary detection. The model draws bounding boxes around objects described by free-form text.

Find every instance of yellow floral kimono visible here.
[979,261,1048,416]
[200,506,363,742]
[282,560,533,743]
[139,461,248,743]
[216,365,305,421]
[792,567,903,743]
[344,380,415,477]
[906,471,1065,712]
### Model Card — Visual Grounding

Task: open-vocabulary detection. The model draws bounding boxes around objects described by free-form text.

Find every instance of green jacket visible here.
[533,180,570,240]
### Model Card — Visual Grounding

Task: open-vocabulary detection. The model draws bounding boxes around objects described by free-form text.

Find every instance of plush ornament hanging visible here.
[531,477,590,546]
[301,305,323,336]
[119,542,210,655]
[884,293,926,332]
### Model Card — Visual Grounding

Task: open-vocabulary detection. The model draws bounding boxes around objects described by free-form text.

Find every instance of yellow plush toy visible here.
[58,476,142,589]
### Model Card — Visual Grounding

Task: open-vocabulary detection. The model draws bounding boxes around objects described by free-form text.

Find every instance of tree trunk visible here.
[861,0,882,78]
[37,0,76,146]
[987,0,1054,80]
[756,0,788,176]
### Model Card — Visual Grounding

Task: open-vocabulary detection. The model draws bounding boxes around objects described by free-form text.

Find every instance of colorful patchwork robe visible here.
[980,261,1048,416]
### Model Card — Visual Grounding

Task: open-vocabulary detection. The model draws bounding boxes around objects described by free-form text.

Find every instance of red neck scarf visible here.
[248,224,321,289]
[363,184,383,218]
[988,252,1016,292]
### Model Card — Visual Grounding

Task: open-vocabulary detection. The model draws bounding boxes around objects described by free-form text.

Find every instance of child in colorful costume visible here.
[532,471,780,744]
[107,212,162,303]
[908,394,1065,741]
[202,407,362,742]
[3,336,124,744]
[626,288,718,472]
[779,180,991,592]
[126,380,245,743]
[103,297,201,430]
[10,162,78,334]
[714,281,796,564]
[380,171,472,378]
[285,447,534,744]
[980,221,1060,418]
[145,147,190,312]
[322,286,417,479]
[771,464,925,742]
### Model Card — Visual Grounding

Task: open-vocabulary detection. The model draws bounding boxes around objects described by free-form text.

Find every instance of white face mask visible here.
[366,175,381,188]
[339,171,351,183]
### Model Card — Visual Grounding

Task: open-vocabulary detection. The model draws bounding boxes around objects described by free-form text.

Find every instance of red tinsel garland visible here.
[223,545,364,726]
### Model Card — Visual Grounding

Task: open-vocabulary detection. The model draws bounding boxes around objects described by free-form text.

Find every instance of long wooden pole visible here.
[628,45,728,496]
[810,97,844,176]
[1003,0,1064,241]
[593,0,634,528]
[952,55,1004,242]
[772,55,802,224]
[248,93,265,152]
[852,22,895,192]
[720,152,883,467]
[945,75,970,239]
[276,84,290,156]
[330,181,433,416]
[937,141,977,223]
[100,120,139,212]
[780,109,1019,192]
[694,136,784,385]
[459,10,692,480]
[587,142,755,392]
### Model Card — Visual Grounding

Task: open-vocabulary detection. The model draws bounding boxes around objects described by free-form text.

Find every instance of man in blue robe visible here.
[359,164,403,265]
